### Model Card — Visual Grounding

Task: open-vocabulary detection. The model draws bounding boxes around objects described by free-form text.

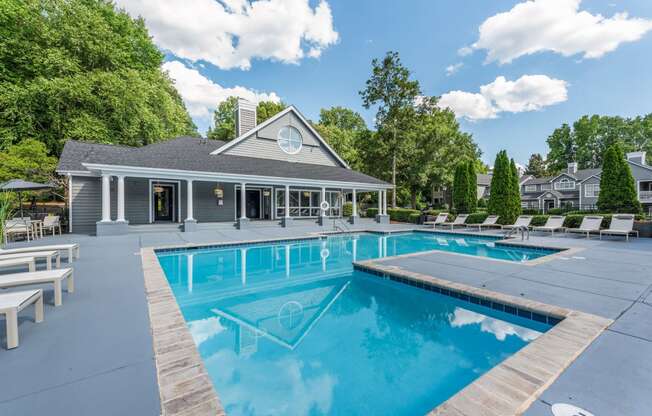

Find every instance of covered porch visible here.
[79,163,391,236]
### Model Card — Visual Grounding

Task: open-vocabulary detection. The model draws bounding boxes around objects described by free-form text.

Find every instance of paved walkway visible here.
[1,222,650,415]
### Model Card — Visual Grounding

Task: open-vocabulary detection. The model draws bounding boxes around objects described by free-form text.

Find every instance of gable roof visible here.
[209,106,350,168]
[57,137,389,186]
[522,168,602,185]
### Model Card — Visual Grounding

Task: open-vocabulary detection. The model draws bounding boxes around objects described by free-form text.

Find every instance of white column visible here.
[101,174,111,222]
[285,185,291,218]
[240,183,247,219]
[383,190,388,215]
[116,175,126,222]
[352,189,357,217]
[321,187,327,217]
[186,180,194,221]
[378,190,383,215]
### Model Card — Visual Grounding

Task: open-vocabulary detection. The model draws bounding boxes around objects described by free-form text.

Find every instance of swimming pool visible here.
[157,232,553,415]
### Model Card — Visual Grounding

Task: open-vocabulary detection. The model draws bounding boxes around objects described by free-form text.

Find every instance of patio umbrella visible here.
[0,179,53,217]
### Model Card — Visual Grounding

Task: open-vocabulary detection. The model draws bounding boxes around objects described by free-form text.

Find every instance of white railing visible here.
[639,191,652,201]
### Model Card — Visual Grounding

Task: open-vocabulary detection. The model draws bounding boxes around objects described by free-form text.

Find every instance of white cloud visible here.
[445,62,463,76]
[438,74,568,121]
[116,0,339,70]
[457,46,473,57]
[162,60,280,122]
[449,308,543,342]
[468,0,652,64]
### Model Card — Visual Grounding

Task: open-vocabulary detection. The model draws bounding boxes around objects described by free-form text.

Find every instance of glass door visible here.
[153,183,175,221]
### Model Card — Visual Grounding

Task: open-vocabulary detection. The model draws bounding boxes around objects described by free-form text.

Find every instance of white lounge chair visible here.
[0,289,44,349]
[600,214,638,242]
[531,216,566,236]
[0,251,60,270]
[565,216,603,239]
[0,256,36,273]
[465,215,502,231]
[0,268,74,306]
[42,216,62,236]
[438,214,469,230]
[0,243,79,263]
[503,216,534,232]
[424,213,449,229]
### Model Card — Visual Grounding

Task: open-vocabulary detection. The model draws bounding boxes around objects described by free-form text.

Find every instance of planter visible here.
[634,221,652,238]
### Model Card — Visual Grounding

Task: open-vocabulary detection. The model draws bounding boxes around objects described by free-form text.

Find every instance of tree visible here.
[467,161,477,212]
[360,51,421,208]
[318,106,367,131]
[0,139,57,184]
[314,107,368,169]
[488,151,519,224]
[0,0,197,156]
[207,97,285,141]
[597,144,641,213]
[452,163,469,213]
[509,159,522,217]
[525,153,547,177]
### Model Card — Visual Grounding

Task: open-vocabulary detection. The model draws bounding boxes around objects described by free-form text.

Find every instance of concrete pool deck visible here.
[1,220,651,415]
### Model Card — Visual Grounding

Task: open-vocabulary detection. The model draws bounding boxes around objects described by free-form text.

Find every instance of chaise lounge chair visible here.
[565,216,603,239]
[531,216,566,236]
[0,268,74,306]
[502,216,534,232]
[0,250,60,270]
[465,215,502,231]
[437,214,469,230]
[0,243,79,263]
[0,289,44,349]
[600,214,638,242]
[424,213,449,229]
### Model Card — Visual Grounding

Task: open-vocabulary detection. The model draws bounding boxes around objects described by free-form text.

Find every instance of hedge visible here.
[465,212,488,224]
[530,215,549,227]
[387,208,421,223]
[408,212,422,224]
[343,202,353,217]
[365,208,378,218]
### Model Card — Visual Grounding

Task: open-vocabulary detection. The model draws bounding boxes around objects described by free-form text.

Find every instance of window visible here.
[278,126,302,154]
[541,183,551,190]
[554,178,575,190]
[585,183,600,197]
[275,189,341,218]
[524,185,537,192]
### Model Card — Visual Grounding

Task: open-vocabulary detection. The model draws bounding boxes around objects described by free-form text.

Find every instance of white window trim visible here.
[584,183,600,197]
[554,178,576,190]
[524,185,537,192]
[540,183,551,190]
[148,179,181,223]
[277,126,303,155]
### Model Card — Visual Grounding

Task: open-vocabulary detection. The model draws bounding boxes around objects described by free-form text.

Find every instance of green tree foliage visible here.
[452,163,469,213]
[488,151,520,224]
[314,107,367,170]
[360,51,421,207]
[206,97,285,141]
[467,160,477,212]
[525,153,548,177]
[0,139,57,183]
[597,144,641,213]
[546,114,652,171]
[509,158,522,218]
[0,0,197,156]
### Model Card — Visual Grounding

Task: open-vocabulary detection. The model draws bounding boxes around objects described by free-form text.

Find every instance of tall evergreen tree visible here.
[467,160,477,212]
[525,153,547,177]
[452,163,469,213]
[509,159,522,218]
[598,144,641,213]
[488,151,520,224]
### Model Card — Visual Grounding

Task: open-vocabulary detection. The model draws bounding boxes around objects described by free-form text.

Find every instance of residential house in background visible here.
[520,152,652,214]
[57,99,392,235]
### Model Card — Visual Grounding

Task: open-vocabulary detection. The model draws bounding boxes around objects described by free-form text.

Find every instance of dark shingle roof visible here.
[57,137,389,186]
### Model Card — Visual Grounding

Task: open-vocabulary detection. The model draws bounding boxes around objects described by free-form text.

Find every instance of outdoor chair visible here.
[600,214,638,242]
[42,216,62,236]
[502,216,534,232]
[437,214,469,230]
[531,216,566,236]
[565,216,604,239]
[0,289,44,349]
[0,243,79,264]
[464,215,502,231]
[0,268,74,306]
[3,219,31,244]
[424,213,449,228]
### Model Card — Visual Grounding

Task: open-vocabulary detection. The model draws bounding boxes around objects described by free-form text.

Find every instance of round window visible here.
[278,126,302,154]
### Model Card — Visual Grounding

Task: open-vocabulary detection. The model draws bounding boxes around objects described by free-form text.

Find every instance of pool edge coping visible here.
[354,260,612,416]
[140,233,608,416]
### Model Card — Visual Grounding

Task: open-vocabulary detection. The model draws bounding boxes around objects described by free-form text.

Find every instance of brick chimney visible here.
[567,162,578,175]
[626,151,647,166]
[235,98,257,137]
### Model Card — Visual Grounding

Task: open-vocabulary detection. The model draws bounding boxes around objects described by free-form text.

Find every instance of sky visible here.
[114,0,652,166]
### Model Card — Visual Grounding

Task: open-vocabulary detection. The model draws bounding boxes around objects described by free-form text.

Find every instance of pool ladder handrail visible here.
[333,218,351,233]
[506,225,529,241]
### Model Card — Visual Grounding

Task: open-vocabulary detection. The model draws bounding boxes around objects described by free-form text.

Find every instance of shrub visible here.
[598,144,642,213]
[408,212,422,224]
[521,208,540,215]
[453,163,470,213]
[488,150,520,224]
[477,198,487,208]
[530,215,549,227]
[365,208,378,218]
[547,208,564,215]
[343,202,353,217]
[466,212,489,224]
[387,208,421,223]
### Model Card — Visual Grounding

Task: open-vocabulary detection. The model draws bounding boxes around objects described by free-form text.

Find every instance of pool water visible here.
[157,232,552,415]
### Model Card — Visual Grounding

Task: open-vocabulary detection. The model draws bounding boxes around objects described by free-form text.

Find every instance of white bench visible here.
[0,257,36,273]
[0,268,74,306]
[0,243,79,264]
[0,251,60,270]
[0,289,44,349]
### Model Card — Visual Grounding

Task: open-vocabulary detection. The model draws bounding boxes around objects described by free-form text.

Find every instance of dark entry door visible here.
[236,189,261,219]
[153,184,175,221]
[544,199,555,213]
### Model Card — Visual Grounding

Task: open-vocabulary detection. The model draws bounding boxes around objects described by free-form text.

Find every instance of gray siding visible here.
[125,178,149,224]
[224,112,341,167]
[193,181,235,222]
[70,176,101,234]
[580,176,600,207]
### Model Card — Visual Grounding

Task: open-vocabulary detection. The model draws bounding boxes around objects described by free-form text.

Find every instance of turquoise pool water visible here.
[157,232,552,415]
